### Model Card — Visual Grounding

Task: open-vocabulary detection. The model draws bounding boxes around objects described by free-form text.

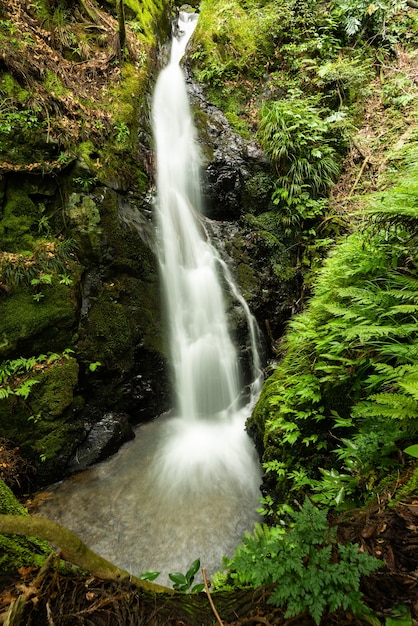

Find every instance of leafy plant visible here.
[139,570,160,581]
[252,155,418,508]
[404,444,418,459]
[114,121,130,145]
[257,92,342,204]
[0,239,78,294]
[168,558,204,593]
[225,499,381,625]
[73,175,98,192]
[331,0,411,44]
[0,351,73,403]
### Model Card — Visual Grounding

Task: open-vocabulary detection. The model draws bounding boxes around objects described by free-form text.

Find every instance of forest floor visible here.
[0,0,147,172]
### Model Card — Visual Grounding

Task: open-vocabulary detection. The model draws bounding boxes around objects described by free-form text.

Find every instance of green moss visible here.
[124,0,167,44]
[0,187,38,252]
[31,358,79,419]
[0,73,30,103]
[66,192,102,254]
[0,479,50,574]
[0,283,77,360]
[82,292,133,366]
[0,355,82,480]
[43,70,69,98]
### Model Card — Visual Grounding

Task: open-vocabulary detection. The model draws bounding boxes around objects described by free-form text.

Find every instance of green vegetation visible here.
[223,499,381,624]
[248,151,418,509]
[191,2,418,619]
[0,478,50,572]
[168,558,205,593]
[0,0,417,622]
[0,351,81,471]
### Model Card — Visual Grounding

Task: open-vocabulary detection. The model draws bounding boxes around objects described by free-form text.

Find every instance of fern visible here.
[226,500,381,624]
[355,393,418,421]
[254,155,418,508]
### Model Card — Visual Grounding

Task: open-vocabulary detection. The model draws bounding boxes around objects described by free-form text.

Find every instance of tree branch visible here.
[0,514,173,594]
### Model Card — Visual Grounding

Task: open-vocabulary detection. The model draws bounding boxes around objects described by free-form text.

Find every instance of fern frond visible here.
[379,343,418,363]
[356,393,418,420]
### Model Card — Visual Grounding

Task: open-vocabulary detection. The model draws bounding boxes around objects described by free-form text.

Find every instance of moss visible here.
[0,72,30,104]
[0,282,77,359]
[247,372,277,448]
[78,273,162,364]
[82,292,134,367]
[0,479,50,573]
[43,69,69,98]
[0,357,80,463]
[31,357,79,420]
[124,0,168,44]
[66,192,102,255]
[0,187,38,252]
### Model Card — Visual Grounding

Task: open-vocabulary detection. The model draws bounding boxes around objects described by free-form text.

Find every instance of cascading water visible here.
[154,13,240,422]
[35,12,262,585]
[150,11,263,507]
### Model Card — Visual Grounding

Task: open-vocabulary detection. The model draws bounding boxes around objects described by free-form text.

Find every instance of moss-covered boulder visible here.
[0,355,83,483]
[0,284,79,360]
[0,479,50,573]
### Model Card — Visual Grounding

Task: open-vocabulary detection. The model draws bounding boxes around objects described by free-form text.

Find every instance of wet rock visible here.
[186,77,270,220]
[68,412,135,473]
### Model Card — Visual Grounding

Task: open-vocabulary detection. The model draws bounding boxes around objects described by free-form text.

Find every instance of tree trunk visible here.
[0,513,269,625]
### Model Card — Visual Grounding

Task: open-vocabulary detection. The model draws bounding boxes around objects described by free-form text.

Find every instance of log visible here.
[0,514,172,594]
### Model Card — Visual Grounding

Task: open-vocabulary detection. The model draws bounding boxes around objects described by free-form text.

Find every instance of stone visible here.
[68,412,135,473]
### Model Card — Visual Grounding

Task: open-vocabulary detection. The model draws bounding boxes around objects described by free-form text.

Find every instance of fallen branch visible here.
[347,155,370,199]
[0,514,173,595]
[202,567,224,626]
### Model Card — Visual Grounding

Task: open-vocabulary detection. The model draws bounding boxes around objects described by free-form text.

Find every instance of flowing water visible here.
[36,12,262,586]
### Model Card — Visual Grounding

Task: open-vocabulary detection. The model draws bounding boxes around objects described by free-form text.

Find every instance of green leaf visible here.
[139,571,160,581]
[168,572,187,585]
[403,444,418,458]
[186,558,201,583]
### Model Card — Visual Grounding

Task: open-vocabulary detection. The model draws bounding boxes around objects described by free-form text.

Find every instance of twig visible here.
[347,155,370,199]
[202,568,224,626]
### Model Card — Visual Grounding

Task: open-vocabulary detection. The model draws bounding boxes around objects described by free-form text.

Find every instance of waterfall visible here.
[153,12,239,421]
[153,10,261,423]
[34,13,262,586]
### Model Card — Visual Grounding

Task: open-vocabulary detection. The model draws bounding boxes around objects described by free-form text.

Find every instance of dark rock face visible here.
[68,412,135,473]
[187,78,270,221]
[185,77,298,359]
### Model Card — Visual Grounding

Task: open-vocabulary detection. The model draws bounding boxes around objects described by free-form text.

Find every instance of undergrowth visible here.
[221,499,381,625]
[251,147,418,511]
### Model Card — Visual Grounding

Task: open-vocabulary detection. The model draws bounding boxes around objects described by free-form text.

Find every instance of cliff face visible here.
[0,0,171,485]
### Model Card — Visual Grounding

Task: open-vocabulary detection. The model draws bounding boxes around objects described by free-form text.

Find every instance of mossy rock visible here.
[0,283,78,360]
[77,273,163,371]
[0,479,50,574]
[0,185,38,252]
[0,356,83,480]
